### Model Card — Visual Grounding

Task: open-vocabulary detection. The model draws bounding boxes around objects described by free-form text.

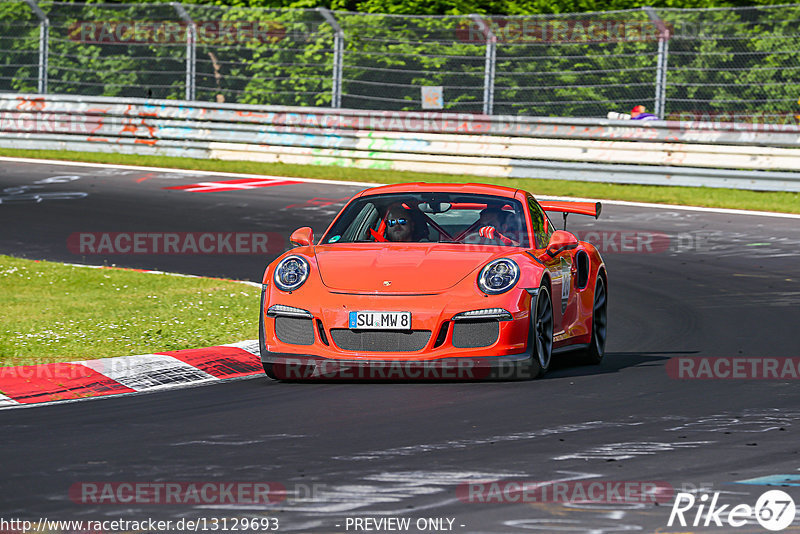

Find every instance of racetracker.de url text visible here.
[0,517,279,532]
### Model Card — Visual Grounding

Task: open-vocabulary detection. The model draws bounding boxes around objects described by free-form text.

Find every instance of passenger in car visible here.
[471,207,519,246]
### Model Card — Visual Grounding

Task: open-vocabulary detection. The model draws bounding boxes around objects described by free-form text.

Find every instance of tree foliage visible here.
[1,0,798,121]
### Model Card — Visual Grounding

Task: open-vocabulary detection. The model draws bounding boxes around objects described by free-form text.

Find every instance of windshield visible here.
[321,193,529,248]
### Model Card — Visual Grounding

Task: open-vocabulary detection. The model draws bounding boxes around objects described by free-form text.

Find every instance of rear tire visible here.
[581,276,607,365]
[522,285,553,379]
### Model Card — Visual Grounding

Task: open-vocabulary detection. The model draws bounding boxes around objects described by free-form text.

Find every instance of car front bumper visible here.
[261,287,534,359]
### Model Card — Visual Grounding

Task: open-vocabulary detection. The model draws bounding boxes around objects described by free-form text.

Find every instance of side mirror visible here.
[290,227,314,247]
[544,230,578,258]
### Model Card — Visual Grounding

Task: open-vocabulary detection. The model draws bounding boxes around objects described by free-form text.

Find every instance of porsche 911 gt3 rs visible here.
[259,183,607,380]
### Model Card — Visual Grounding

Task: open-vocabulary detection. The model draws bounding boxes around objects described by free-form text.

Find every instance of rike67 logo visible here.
[668,490,796,531]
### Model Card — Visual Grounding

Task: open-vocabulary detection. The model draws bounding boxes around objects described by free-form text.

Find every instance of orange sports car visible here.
[259,183,606,380]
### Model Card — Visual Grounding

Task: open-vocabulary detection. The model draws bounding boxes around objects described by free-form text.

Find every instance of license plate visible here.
[349,311,411,330]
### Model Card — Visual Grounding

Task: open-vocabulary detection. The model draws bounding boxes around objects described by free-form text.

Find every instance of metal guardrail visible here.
[1,94,800,192]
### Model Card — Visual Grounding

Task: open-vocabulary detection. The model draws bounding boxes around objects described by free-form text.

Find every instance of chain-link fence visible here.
[660,4,800,123]
[1,1,799,121]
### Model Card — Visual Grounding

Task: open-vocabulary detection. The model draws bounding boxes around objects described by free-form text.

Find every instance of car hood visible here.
[314,243,501,293]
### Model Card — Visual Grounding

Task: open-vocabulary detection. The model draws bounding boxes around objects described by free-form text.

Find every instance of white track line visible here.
[59,261,261,287]
[0,392,19,407]
[0,156,375,188]
[2,155,798,219]
[536,195,800,220]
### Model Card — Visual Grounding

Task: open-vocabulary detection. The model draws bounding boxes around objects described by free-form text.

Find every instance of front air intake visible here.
[330,329,431,352]
[275,316,315,345]
[451,320,499,348]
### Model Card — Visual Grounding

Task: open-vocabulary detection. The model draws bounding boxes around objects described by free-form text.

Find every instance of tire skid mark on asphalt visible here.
[196,470,594,516]
[550,411,800,461]
[688,231,800,259]
[332,421,644,461]
[333,410,800,467]
[664,410,800,433]
[365,471,533,484]
[194,469,619,534]
[680,290,800,309]
[199,482,443,514]
[552,440,715,461]
[172,434,306,446]
[512,497,677,533]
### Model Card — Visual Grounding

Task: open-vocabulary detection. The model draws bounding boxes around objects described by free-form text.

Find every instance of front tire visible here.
[524,285,553,379]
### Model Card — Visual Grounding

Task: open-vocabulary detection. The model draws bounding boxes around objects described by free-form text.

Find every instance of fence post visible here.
[172,3,196,101]
[470,14,496,116]
[318,8,343,108]
[643,7,669,119]
[23,0,48,94]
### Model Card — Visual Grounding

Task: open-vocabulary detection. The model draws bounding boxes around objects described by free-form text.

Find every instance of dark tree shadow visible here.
[546,350,698,379]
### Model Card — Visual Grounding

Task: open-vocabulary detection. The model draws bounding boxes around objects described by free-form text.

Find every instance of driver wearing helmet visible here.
[472,207,518,246]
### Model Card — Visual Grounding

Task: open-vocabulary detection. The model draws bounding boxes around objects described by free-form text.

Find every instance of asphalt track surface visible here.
[1,159,800,533]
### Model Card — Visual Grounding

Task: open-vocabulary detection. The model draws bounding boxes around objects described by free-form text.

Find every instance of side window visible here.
[341,203,378,242]
[527,197,552,249]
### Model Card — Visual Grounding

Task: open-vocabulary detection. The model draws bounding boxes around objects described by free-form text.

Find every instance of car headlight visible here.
[273,255,310,292]
[478,259,520,295]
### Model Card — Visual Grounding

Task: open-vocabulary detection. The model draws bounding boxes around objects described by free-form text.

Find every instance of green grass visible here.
[0,255,259,366]
[2,147,799,214]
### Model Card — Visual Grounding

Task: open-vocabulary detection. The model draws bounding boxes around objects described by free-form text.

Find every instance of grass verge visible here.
[0,255,259,366]
[1,148,798,214]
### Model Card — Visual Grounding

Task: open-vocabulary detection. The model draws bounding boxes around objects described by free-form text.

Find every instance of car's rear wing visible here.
[540,201,602,219]
[540,201,602,231]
